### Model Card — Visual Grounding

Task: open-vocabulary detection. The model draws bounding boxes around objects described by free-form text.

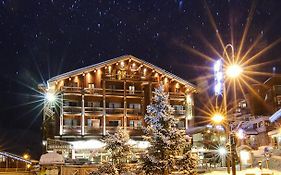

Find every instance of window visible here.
[137,121,142,128]
[109,102,121,108]
[108,84,116,89]
[129,103,141,109]
[129,120,142,128]
[88,102,100,107]
[109,120,121,127]
[69,82,78,87]
[0,155,5,162]
[277,96,281,105]
[92,119,100,128]
[129,121,134,127]
[64,119,72,126]
[88,83,95,89]
[177,121,185,128]
[129,86,135,94]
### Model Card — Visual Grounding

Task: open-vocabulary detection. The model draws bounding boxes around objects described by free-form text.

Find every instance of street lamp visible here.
[212,113,224,124]
[226,64,243,79]
[218,146,228,157]
[213,44,244,175]
[45,92,56,102]
[23,153,30,160]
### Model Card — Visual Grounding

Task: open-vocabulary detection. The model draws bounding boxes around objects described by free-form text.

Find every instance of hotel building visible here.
[39,55,196,160]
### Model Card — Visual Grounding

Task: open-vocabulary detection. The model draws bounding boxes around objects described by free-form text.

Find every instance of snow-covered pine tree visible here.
[91,127,132,175]
[104,127,132,174]
[141,85,197,175]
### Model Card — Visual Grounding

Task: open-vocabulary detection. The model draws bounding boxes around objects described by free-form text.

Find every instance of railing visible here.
[63,106,81,114]
[84,106,103,114]
[127,127,143,136]
[84,126,103,135]
[106,108,124,114]
[61,86,82,93]
[127,108,142,115]
[105,89,124,96]
[169,92,185,99]
[84,88,103,96]
[174,109,186,115]
[63,126,81,134]
[125,90,144,96]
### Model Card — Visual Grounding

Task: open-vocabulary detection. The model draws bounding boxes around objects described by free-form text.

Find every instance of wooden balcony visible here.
[84,127,103,135]
[84,106,103,115]
[106,108,124,114]
[61,86,82,94]
[174,109,186,115]
[105,89,124,96]
[63,106,81,115]
[84,88,103,96]
[126,90,144,97]
[127,108,142,115]
[127,127,143,136]
[169,92,185,101]
[63,126,81,135]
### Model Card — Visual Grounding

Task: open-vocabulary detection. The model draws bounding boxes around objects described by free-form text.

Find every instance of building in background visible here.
[39,55,196,160]
[228,75,281,148]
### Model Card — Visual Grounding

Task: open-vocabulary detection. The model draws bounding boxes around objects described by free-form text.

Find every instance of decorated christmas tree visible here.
[91,127,132,175]
[141,85,197,175]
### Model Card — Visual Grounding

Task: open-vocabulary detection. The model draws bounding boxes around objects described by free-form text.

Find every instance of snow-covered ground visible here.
[202,168,281,175]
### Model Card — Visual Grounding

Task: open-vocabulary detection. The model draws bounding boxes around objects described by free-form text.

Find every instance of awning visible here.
[269,108,281,122]
[39,152,65,165]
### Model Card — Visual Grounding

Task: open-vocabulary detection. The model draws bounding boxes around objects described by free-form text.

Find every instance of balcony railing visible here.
[106,108,124,114]
[174,109,186,115]
[84,106,103,114]
[127,127,143,136]
[84,88,103,96]
[169,92,185,98]
[63,126,81,134]
[126,90,144,96]
[127,108,142,115]
[105,89,124,96]
[84,126,103,135]
[61,86,82,93]
[63,106,82,114]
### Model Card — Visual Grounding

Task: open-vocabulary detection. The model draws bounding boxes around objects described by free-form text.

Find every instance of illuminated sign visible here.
[214,59,224,96]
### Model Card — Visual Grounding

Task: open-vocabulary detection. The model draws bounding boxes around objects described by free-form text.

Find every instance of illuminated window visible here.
[137,121,142,127]
[129,86,135,94]
[129,121,134,127]
[108,120,121,127]
[277,96,281,105]
[88,83,95,89]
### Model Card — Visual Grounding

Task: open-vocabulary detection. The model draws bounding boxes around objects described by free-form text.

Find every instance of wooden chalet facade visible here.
[40,55,196,160]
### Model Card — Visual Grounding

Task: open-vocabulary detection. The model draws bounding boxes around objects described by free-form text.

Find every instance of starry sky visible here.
[0,0,281,158]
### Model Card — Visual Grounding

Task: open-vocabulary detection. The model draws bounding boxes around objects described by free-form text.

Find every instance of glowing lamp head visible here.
[212,113,224,124]
[218,147,227,156]
[226,64,243,78]
[23,153,30,160]
[45,92,56,102]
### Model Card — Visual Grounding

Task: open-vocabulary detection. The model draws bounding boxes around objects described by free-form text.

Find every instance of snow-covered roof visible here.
[269,108,281,122]
[47,55,196,90]
[39,152,65,165]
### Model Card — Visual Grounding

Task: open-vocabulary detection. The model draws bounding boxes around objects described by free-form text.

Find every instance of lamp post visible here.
[213,44,243,175]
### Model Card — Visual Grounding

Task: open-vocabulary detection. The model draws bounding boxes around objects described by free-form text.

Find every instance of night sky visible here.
[0,0,281,158]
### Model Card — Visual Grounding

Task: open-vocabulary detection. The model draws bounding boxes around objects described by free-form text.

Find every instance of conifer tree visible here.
[141,85,197,175]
